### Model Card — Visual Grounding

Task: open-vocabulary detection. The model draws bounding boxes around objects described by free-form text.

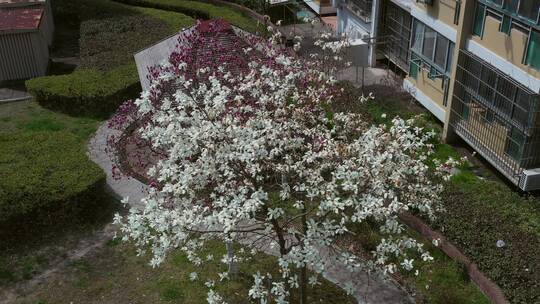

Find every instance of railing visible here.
[343,0,373,23]
[450,50,540,178]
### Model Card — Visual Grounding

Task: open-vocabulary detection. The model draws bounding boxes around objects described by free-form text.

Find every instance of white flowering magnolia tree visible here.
[113,20,455,304]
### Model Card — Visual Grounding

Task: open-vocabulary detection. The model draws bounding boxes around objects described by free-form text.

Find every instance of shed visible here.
[0,0,54,81]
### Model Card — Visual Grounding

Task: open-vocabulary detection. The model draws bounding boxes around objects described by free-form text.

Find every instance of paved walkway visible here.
[87,122,149,209]
[0,87,32,103]
[88,121,411,304]
[279,22,404,91]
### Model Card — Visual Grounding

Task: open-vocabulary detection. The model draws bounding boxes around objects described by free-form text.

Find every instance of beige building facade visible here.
[337,0,540,190]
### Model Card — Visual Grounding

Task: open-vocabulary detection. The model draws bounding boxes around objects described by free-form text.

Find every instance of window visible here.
[462,103,470,120]
[513,90,531,126]
[479,66,496,102]
[494,73,514,116]
[434,34,449,69]
[485,110,496,123]
[411,19,455,75]
[411,21,424,53]
[500,15,511,34]
[504,0,519,14]
[525,30,540,71]
[410,53,420,79]
[422,27,436,59]
[446,43,454,73]
[473,3,486,36]
[347,0,373,23]
[518,0,540,22]
[506,127,526,162]
[488,0,503,6]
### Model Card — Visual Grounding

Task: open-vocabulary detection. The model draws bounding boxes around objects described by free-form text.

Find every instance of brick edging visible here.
[399,212,509,304]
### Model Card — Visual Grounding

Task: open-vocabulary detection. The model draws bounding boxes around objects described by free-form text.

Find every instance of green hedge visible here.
[26,65,141,118]
[79,15,172,71]
[29,0,259,117]
[113,0,260,32]
[0,132,106,238]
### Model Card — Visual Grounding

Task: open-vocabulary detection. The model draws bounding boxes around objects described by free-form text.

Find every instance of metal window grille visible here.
[380,0,412,71]
[450,50,540,180]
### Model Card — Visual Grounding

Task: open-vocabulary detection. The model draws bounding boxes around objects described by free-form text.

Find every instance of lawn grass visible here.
[403,231,491,304]
[12,239,355,303]
[347,221,490,304]
[0,100,100,141]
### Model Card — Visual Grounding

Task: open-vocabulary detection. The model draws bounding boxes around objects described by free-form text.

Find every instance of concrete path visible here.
[0,87,32,103]
[87,122,149,209]
[279,22,404,91]
[88,121,411,304]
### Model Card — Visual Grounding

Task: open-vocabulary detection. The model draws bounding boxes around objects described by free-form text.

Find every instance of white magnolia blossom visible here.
[114,25,456,303]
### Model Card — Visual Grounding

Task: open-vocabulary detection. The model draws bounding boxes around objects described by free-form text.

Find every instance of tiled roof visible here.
[0,7,43,32]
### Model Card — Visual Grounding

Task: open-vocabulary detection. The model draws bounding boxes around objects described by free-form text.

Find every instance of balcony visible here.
[342,0,373,22]
[450,50,540,181]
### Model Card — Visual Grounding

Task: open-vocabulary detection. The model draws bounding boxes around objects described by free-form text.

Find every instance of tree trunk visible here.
[299,211,308,304]
[299,264,308,304]
[226,241,238,277]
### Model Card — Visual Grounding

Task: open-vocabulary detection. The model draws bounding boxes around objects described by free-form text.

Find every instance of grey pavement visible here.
[337,65,403,89]
[87,121,149,209]
[0,87,32,103]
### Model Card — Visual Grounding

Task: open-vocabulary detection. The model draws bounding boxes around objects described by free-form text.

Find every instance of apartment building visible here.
[335,0,540,191]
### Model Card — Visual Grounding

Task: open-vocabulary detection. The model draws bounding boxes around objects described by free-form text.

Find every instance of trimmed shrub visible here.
[113,0,261,32]
[0,132,106,239]
[30,1,199,117]
[79,15,172,71]
[26,65,141,118]
[133,6,195,32]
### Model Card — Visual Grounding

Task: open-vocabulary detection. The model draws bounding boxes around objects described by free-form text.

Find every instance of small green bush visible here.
[0,132,106,237]
[26,65,141,118]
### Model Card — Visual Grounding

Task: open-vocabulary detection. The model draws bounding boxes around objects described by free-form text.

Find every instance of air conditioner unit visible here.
[519,168,540,191]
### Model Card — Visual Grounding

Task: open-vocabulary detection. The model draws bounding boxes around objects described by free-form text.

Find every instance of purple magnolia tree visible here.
[110,19,458,303]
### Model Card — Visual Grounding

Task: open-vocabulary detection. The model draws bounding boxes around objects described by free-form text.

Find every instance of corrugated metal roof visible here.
[0,7,43,32]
